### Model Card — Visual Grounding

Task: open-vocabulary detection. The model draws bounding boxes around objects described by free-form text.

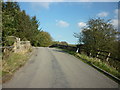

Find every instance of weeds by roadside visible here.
[2,47,33,83]
[76,53,120,79]
[60,48,120,80]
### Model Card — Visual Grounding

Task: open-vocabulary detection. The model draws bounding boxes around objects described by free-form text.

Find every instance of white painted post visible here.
[106,53,111,61]
[76,48,79,53]
[90,53,91,56]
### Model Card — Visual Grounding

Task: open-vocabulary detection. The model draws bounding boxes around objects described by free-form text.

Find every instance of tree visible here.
[38,31,52,47]
[74,18,118,58]
[60,41,68,45]
[2,1,53,47]
[2,2,20,46]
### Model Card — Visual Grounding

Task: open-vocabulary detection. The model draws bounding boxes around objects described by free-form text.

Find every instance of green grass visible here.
[2,53,28,76]
[0,68,2,79]
[59,48,120,80]
[2,48,33,83]
[76,53,120,79]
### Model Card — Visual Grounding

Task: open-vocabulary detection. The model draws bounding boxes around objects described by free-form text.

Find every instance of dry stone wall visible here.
[13,37,31,53]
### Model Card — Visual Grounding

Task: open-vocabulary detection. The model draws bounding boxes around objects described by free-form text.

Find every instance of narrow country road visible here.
[3,47,118,88]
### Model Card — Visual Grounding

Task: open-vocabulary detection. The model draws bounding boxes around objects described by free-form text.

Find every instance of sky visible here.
[18,2,119,44]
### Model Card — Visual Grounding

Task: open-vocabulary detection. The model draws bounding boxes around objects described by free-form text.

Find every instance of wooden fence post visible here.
[106,52,111,61]
[96,51,100,58]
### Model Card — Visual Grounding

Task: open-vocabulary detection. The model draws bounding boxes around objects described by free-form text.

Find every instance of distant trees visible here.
[60,41,68,46]
[34,31,52,47]
[52,41,68,46]
[2,2,52,47]
[74,18,120,60]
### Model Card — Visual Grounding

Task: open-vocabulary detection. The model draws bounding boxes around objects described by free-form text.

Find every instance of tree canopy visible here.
[74,18,120,60]
[2,2,52,47]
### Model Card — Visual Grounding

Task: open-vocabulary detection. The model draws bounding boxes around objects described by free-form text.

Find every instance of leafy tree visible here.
[59,41,68,45]
[74,18,119,59]
[2,2,20,45]
[52,41,60,45]
[0,1,2,46]
[2,1,53,47]
[15,10,31,40]
[4,36,16,46]
[37,31,52,47]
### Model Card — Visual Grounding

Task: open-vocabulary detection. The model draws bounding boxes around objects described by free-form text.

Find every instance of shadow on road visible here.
[52,49,67,54]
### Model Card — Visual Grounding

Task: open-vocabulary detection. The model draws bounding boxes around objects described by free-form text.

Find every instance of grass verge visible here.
[58,48,120,83]
[2,48,33,83]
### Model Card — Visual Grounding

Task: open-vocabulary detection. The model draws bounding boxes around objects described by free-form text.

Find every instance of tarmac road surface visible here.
[3,47,119,88]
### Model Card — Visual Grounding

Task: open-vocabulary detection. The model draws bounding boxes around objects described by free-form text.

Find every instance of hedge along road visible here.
[3,47,119,88]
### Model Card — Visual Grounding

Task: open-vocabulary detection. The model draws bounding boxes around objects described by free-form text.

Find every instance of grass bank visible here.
[2,48,33,83]
[59,48,120,83]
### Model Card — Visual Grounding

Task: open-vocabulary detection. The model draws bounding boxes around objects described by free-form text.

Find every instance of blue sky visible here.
[18,2,118,44]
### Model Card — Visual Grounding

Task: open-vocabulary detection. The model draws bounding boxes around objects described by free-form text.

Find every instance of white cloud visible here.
[112,9,119,28]
[56,20,69,27]
[114,9,120,18]
[114,9,118,14]
[97,12,109,17]
[78,22,86,28]
[111,19,118,28]
[38,3,50,9]
[29,0,62,9]
[30,2,51,9]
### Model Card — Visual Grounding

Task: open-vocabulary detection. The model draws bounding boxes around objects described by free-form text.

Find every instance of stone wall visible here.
[13,37,31,53]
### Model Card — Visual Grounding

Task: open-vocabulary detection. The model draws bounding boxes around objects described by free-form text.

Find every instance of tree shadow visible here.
[52,49,67,54]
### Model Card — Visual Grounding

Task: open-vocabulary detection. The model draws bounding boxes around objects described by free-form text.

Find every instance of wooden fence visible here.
[50,44,120,71]
[95,50,120,71]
